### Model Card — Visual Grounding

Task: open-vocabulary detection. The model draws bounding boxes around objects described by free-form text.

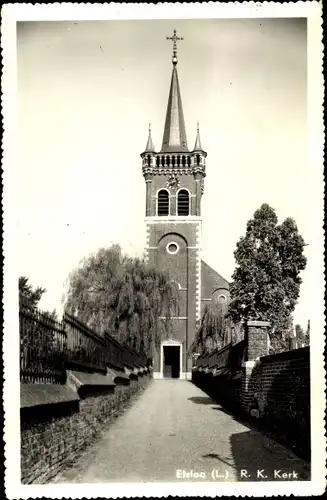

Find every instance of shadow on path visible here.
[189,394,250,426]
[230,428,311,481]
[189,391,310,482]
[51,380,310,484]
[188,396,215,405]
[211,406,250,426]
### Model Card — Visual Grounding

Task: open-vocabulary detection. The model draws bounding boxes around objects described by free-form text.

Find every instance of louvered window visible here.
[158,190,169,216]
[178,189,189,216]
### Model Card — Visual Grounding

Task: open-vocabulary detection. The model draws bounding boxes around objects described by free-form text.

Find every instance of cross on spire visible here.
[166,29,183,65]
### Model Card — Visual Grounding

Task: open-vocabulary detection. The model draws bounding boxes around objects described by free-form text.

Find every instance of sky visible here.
[16,18,313,326]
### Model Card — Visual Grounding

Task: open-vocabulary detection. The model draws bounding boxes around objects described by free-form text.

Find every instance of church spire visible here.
[193,122,203,151]
[144,122,155,152]
[161,30,188,153]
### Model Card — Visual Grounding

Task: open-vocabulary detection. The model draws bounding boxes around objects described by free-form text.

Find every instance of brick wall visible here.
[21,374,152,484]
[193,370,243,413]
[247,329,269,360]
[147,220,201,374]
[201,260,229,298]
[192,341,245,413]
[247,347,310,459]
[192,339,310,459]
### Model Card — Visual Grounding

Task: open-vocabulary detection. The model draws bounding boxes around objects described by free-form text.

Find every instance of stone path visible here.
[53,380,310,483]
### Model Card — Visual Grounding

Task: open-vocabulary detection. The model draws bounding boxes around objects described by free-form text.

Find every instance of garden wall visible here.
[192,321,310,460]
[21,372,152,484]
[192,340,245,413]
[247,346,310,459]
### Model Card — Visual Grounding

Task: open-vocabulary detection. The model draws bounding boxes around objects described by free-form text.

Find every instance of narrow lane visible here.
[53,380,310,483]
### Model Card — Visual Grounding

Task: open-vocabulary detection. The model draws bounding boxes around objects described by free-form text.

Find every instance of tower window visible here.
[177,189,189,216]
[157,189,169,216]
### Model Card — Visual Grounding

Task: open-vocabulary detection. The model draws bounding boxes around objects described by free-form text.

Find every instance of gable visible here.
[201,260,229,299]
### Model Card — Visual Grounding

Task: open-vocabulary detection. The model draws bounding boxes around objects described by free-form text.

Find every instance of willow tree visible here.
[194,301,230,354]
[64,245,179,356]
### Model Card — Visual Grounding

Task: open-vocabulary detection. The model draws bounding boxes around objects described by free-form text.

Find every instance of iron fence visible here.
[63,313,108,373]
[20,298,149,384]
[20,299,66,384]
[195,340,246,372]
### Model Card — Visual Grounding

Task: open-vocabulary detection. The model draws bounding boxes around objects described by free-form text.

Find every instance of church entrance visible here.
[163,346,180,378]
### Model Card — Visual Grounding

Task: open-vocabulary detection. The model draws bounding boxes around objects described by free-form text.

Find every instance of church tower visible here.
[141,31,207,379]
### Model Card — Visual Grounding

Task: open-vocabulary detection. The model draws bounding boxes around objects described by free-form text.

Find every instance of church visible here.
[141,31,229,380]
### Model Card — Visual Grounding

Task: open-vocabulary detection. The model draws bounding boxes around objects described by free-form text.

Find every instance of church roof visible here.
[193,123,203,151]
[144,124,155,153]
[160,61,189,153]
[201,260,230,298]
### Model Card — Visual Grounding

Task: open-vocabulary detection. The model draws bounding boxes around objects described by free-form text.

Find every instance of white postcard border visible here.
[2,2,325,498]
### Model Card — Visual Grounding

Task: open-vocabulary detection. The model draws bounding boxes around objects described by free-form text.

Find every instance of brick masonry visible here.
[192,322,310,460]
[247,347,310,459]
[200,260,230,315]
[247,329,269,361]
[146,221,200,374]
[21,374,152,484]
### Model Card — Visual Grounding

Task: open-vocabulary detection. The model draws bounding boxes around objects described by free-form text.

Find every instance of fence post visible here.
[241,320,270,414]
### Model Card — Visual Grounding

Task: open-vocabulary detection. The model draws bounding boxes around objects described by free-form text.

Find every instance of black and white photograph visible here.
[2,2,325,498]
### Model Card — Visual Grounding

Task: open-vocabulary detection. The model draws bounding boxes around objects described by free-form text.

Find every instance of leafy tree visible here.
[64,245,179,356]
[295,321,310,347]
[19,276,46,308]
[228,204,307,350]
[269,315,294,354]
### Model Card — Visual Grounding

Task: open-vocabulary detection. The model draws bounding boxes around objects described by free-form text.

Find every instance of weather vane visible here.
[166,29,183,65]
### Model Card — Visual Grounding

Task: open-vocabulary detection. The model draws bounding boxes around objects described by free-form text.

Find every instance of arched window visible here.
[157,189,169,216]
[177,189,189,216]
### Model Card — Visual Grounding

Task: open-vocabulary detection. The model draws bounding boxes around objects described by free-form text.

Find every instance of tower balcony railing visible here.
[142,153,206,171]
[155,154,191,168]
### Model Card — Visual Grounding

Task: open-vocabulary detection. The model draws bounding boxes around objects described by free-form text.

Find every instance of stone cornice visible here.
[142,166,206,177]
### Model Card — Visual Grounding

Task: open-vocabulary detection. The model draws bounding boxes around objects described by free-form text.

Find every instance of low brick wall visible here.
[247,347,310,459]
[192,340,245,413]
[21,373,152,484]
[192,346,310,460]
[192,370,243,413]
